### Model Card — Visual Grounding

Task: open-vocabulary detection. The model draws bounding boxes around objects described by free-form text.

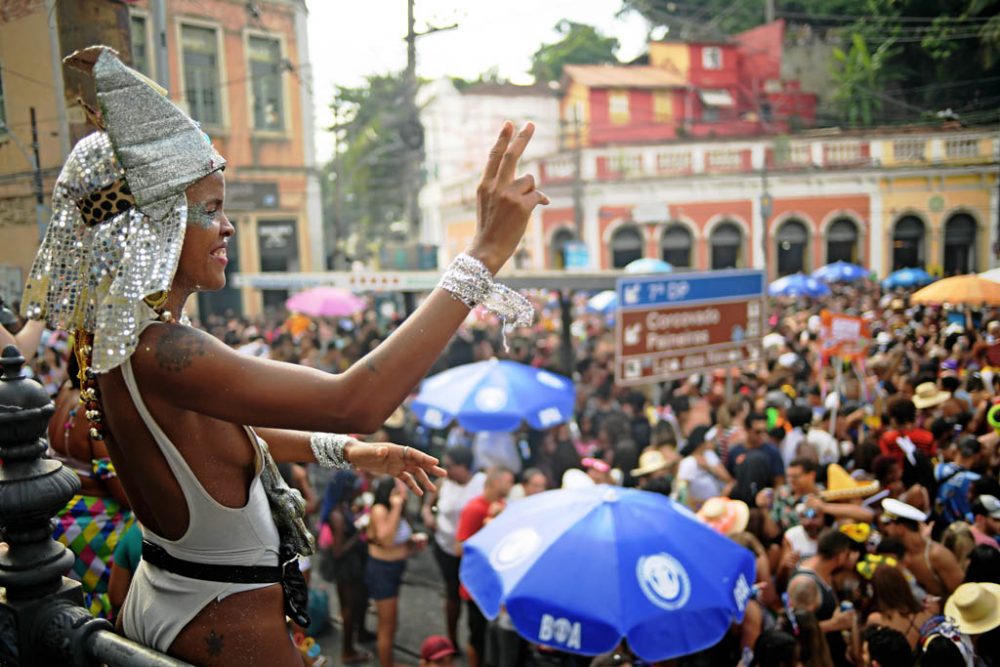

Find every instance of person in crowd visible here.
[18,46,539,666]
[367,476,428,667]
[936,436,985,524]
[880,498,964,597]
[965,545,1000,586]
[789,530,861,667]
[421,445,485,651]
[456,467,515,667]
[419,635,458,667]
[318,470,371,664]
[778,501,826,584]
[759,456,822,532]
[630,448,674,490]
[865,564,935,648]
[729,413,786,505]
[861,625,913,667]
[944,582,1000,665]
[678,424,733,508]
[47,352,134,619]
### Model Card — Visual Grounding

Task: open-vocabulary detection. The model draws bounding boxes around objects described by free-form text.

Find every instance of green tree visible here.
[323,72,418,265]
[530,21,619,82]
[830,33,897,126]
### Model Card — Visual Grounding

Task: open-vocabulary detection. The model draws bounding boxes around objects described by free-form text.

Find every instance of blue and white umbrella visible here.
[460,485,756,662]
[882,267,935,289]
[624,258,673,274]
[586,290,618,314]
[768,273,831,298]
[411,360,575,432]
[812,261,868,283]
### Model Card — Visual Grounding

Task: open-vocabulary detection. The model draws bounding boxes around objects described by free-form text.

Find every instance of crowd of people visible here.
[7,273,999,666]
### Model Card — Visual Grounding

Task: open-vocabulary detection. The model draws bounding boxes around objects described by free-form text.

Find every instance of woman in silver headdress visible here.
[23,47,547,665]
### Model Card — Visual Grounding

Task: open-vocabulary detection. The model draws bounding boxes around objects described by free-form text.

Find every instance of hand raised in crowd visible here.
[828,606,856,632]
[468,121,550,274]
[348,442,446,496]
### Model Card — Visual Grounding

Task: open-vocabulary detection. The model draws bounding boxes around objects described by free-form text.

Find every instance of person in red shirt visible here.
[878,395,937,464]
[455,467,515,667]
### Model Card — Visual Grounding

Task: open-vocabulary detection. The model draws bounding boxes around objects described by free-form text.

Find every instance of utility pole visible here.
[571,108,584,240]
[401,0,457,244]
[765,0,776,23]
[29,108,46,240]
[330,90,345,269]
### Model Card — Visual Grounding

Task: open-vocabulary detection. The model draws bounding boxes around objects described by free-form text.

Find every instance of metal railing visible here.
[0,344,191,666]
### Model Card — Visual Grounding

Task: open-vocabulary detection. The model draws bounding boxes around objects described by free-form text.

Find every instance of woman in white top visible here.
[677,425,734,509]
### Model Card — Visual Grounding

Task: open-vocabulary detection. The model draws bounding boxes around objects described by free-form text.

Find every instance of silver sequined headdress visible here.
[22,46,225,372]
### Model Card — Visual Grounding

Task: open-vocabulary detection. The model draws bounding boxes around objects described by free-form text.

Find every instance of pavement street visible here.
[310,545,472,666]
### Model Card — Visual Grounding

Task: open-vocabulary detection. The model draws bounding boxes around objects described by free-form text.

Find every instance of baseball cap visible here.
[420,635,457,662]
[973,495,1000,519]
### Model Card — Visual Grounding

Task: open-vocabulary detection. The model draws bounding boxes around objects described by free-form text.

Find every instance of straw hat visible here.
[696,497,749,536]
[945,583,1000,635]
[912,382,951,410]
[820,464,880,501]
[631,449,670,478]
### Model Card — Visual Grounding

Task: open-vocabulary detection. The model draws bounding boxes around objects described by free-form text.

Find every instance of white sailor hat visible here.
[880,497,928,523]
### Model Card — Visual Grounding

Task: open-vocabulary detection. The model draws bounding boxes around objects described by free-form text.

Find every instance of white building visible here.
[419,79,561,264]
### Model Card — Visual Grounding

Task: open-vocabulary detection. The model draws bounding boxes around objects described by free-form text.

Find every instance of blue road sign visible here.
[616,269,766,309]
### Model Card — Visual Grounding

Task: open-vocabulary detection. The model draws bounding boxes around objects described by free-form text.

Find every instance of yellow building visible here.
[0,0,322,317]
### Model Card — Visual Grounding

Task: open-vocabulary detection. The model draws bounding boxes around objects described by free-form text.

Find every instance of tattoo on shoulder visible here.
[365,357,381,375]
[154,325,207,373]
[204,629,224,656]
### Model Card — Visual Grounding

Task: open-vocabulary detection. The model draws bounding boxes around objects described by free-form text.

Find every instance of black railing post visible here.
[0,344,192,666]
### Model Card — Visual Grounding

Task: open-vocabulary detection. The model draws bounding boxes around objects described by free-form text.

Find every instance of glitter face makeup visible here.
[187,202,219,229]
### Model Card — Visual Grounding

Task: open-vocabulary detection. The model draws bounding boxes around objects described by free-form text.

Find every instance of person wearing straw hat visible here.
[630,448,672,489]
[913,381,952,413]
[880,498,965,597]
[807,464,878,523]
[696,497,750,536]
[945,582,1000,660]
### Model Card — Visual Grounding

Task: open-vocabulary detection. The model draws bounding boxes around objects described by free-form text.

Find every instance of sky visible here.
[305,0,652,159]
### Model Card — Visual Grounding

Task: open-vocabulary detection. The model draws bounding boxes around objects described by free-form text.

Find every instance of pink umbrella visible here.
[285,287,366,317]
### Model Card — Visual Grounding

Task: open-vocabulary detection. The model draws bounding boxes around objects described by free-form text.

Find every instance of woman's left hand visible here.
[346,442,446,495]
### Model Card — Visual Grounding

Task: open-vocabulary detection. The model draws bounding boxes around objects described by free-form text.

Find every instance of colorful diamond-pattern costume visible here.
[53,493,135,619]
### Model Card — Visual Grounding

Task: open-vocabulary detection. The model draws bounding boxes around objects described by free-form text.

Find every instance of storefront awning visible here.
[698,89,735,107]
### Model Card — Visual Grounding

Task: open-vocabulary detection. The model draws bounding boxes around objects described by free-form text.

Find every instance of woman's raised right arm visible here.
[130,122,548,434]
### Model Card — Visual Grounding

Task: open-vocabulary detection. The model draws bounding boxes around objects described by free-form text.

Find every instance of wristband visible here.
[310,432,353,469]
[438,254,535,351]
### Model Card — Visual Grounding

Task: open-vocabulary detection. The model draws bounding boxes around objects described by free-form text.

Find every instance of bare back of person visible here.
[99,323,301,666]
[902,540,948,598]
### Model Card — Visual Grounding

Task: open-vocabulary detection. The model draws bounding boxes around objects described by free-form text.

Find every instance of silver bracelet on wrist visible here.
[310,432,353,469]
[438,253,535,331]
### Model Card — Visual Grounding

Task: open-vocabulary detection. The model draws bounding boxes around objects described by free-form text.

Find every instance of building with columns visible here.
[430,125,998,279]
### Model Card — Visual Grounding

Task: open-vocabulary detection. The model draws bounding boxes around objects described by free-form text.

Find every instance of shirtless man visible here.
[879,498,963,597]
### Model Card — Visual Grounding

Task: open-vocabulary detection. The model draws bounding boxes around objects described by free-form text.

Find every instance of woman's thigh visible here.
[168,584,303,667]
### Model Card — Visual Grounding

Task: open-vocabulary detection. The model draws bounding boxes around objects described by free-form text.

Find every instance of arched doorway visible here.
[710,222,743,270]
[892,215,925,270]
[550,228,575,269]
[775,219,809,276]
[611,225,643,268]
[943,213,977,275]
[661,224,693,268]
[826,218,859,264]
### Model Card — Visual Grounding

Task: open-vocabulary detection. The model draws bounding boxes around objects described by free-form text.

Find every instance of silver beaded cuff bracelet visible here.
[310,432,353,469]
[438,253,535,328]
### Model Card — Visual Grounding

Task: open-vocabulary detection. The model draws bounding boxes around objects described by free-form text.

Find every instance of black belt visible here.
[141,540,282,583]
[141,539,311,627]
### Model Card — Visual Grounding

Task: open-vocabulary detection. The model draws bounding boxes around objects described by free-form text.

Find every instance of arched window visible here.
[892,216,925,270]
[710,222,743,270]
[943,213,977,275]
[611,225,643,268]
[826,218,859,264]
[550,228,576,269]
[661,224,693,268]
[775,219,809,276]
